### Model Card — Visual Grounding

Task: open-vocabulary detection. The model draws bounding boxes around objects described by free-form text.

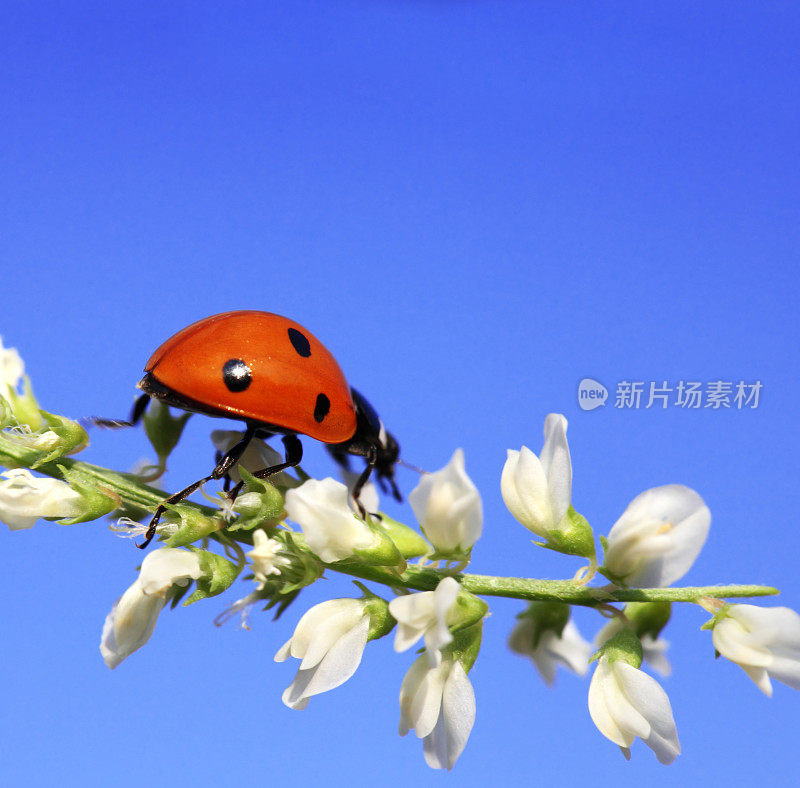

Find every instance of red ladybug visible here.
[105,311,401,547]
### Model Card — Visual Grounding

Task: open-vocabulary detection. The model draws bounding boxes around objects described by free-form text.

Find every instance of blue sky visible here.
[1,2,798,786]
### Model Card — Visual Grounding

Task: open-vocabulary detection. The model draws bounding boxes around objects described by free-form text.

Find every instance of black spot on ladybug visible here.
[222,359,252,392]
[314,393,330,423]
[288,328,311,358]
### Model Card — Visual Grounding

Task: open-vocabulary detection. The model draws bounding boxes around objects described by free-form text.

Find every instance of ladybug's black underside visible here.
[138,371,304,438]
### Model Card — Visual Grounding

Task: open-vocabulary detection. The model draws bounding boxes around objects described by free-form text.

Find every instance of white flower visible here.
[509,617,592,685]
[284,477,379,562]
[409,448,482,555]
[275,598,371,709]
[247,530,290,586]
[595,619,671,677]
[399,654,476,770]
[711,604,800,696]
[0,468,84,530]
[588,654,680,764]
[501,413,572,538]
[601,485,710,587]
[389,577,460,665]
[100,548,204,669]
[210,430,293,485]
[0,337,24,390]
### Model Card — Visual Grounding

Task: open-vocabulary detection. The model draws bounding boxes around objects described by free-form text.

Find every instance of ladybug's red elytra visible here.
[101,311,401,548]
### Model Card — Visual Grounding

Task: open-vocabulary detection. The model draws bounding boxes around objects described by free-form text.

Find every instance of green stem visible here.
[3,448,779,606]
[325,562,778,605]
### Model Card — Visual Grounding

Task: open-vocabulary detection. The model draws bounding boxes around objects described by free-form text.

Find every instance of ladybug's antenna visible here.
[398,459,428,475]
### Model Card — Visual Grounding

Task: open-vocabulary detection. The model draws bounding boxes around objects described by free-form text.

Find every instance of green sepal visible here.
[276,531,324,593]
[444,620,484,672]
[163,504,223,547]
[449,590,490,634]
[623,602,672,639]
[590,627,643,668]
[374,514,431,559]
[143,401,191,465]
[4,376,43,430]
[596,565,627,586]
[183,549,240,605]
[700,603,733,631]
[536,507,596,560]
[0,395,13,428]
[225,467,285,531]
[56,464,118,524]
[31,411,89,466]
[516,601,570,649]
[329,515,407,573]
[351,584,395,640]
[425,546,473,566]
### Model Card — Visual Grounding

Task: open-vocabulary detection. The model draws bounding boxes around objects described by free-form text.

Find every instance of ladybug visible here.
[104,311,401,548]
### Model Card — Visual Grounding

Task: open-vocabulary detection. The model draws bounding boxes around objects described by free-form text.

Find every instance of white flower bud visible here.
[0,337,24,391]
[501,413,572,539]
[100,548,204,669]
[601,484,710,587]
[389,577,460,665]
[711,604,800,696]
[284,477,380,562]
[408,448,482,557]
[509,617,592,685]
[0,468,84,530]
[588,653,680,764]
[275,598,371,709]
[399,653,476,770]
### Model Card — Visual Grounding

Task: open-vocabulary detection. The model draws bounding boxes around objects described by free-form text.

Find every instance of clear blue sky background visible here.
[1,2,798,786]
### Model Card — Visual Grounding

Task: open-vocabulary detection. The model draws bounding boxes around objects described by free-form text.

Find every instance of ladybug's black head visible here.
[374,428,402,502]
[329,388,403,503]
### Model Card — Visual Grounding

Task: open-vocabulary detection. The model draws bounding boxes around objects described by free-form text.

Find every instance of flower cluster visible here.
[1,337,798,772]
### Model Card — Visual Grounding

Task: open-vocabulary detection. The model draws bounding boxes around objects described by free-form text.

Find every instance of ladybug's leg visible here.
[88,393,151,429]
[214,450,234,493]
[138,426,258,549]
[227,435,303,501]
[350,445,378,520]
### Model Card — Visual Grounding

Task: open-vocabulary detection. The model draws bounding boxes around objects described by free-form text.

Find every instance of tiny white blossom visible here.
[0,337,24,391]
[399,654,476,771]
[247,530,290,586]
[0,468,84,530]
[509,617,592,685]
[602,485,710,587]
[388,577,460,665]
[210,430,293,485]
[275,598,370,709]
[100,548,204,669]
[588,654,680,764]
[409,448,482,555]
[1,426,60,453]
[711,604,800,696]
[284,477,379,563]
[595,619,671,677]
[501,413,572,539]
[109,516,175,539]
